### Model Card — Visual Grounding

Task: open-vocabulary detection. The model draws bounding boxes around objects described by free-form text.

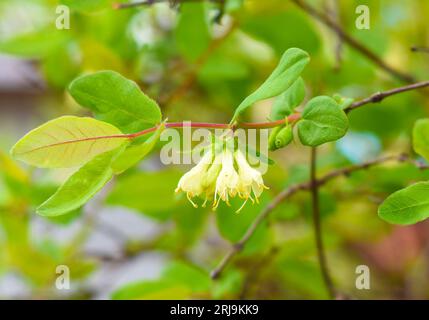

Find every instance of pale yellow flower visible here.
[200,157,222,205]
[175,150,213,207]
[235,150,268,210]
[175,143,269,212]
[213,149,240,208]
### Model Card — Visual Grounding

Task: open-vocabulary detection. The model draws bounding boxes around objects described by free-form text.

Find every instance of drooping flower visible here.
[175,140,269,212]
[213,149,240,209]
[235,149,268,209]
[200,156,222,206]
[175,149,213,207]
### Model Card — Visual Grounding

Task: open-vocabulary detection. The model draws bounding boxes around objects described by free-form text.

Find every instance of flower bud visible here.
[274,125,293,149]
[268,126,283,151]
[269,124,293,151]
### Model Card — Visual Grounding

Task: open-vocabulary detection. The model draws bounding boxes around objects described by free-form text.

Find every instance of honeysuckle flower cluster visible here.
[175,141,268,212]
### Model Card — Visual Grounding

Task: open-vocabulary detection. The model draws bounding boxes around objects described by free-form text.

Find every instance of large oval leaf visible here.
[68,71,162,133]
[378,181,429,225]
[297,96,348,146]
[11,116,128,168]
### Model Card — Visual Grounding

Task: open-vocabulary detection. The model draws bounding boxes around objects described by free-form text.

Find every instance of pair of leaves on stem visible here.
[11,71,164,216]
[233,48,349,148]
[378,119,429,225]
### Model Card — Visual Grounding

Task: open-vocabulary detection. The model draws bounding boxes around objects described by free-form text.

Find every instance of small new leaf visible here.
[11,116,128,168]
[378,181,429,225]
[297,96,348,147]
[232,48,310,122]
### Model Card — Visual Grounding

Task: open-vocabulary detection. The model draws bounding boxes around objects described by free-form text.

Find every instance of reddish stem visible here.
[126,113,301,139]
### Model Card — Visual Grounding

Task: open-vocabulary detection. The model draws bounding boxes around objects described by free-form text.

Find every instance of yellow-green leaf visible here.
[11,116,128,168]
[37,147,126,217]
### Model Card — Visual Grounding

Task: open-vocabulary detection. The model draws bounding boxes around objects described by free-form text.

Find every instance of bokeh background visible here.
[1,0,429,299]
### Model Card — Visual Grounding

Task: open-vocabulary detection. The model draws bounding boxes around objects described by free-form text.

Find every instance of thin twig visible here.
[345,80,429,113]
[310,147,335,299]
[210,153,426,279]
[290,0,415,83]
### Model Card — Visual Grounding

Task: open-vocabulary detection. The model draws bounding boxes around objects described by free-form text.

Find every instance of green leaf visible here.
[68,71,162,133]
[271,77,305,120]
[61,0,111,12]
[36,147,126,217]
[106,170,183,220]
[11,116,127,168]
[175,2,211,62]
[378,181,429,225]
[297,96,348,146]
[232,48,310,122]
[413,119,429,161]
[111,124,164,174]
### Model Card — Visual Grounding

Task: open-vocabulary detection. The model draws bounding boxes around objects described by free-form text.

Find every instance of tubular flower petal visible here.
[175,144,269,212]
[201,159,222,202]
[175,150,213,207]
[235,150,268,207]
[214,149,240,208]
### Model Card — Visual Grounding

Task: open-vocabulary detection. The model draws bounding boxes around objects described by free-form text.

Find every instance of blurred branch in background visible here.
[210,78,429,281]
[211,153,429,280]
[290,0,415,83]
[310,147,334,299]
